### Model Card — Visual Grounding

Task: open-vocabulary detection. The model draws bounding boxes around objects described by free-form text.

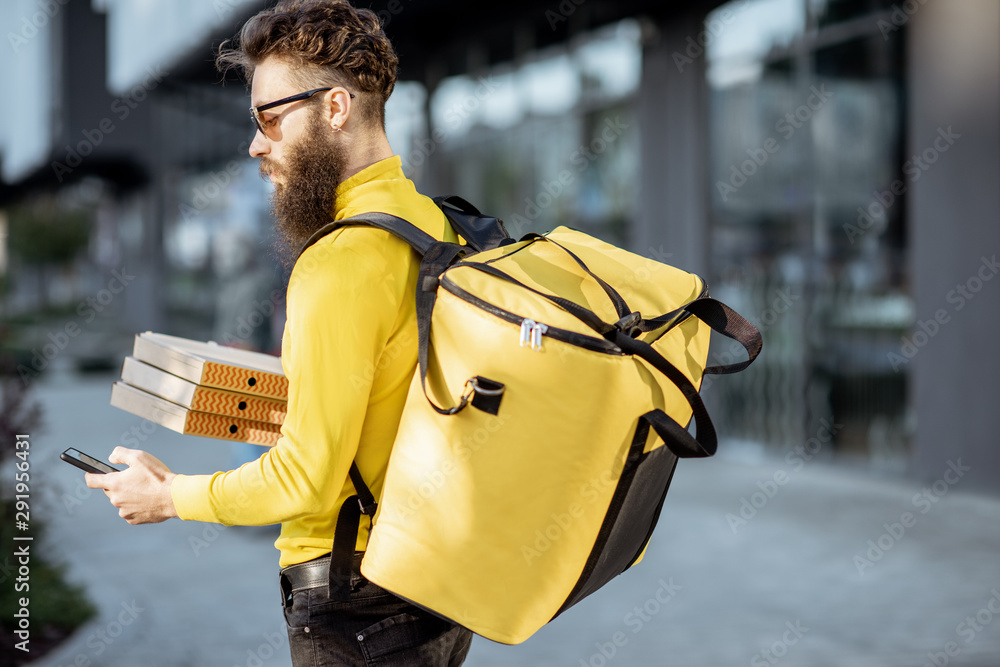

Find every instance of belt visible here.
[279,552,364,606]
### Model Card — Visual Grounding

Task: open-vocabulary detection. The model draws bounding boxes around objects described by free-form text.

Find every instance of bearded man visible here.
[85,1,472,664]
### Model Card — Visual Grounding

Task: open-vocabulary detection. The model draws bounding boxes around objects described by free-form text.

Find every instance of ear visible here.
[325,88,353,132]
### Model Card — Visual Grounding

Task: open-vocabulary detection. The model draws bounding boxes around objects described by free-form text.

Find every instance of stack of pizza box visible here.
[110,332,287,446]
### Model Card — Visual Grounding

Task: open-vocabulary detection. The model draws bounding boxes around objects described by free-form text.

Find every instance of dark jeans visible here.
[279,554,473,666]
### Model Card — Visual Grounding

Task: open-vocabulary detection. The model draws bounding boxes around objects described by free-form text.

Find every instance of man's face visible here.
[249,58,320,185]
[249,58,348,266]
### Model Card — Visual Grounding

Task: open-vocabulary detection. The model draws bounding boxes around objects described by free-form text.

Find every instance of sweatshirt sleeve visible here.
[171,229,403,525]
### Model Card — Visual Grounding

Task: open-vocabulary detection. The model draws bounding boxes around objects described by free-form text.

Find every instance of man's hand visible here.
[85,447,179,525]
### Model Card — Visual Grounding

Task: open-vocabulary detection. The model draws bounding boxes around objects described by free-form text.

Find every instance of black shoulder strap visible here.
[329,462,378,601]
[297,195,511,262]
[307,211,468,601]
[298,212,437,260]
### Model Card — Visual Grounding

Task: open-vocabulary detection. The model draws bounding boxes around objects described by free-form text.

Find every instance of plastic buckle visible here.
[356,497,377,516]
[615,311,643,338]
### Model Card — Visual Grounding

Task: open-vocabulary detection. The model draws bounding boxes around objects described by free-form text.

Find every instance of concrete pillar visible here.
[908,1,1000,491]
[119,184,166,335]
[634,12,710,276]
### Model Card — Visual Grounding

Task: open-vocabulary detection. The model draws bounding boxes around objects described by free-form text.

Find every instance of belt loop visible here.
[279,571,292,609]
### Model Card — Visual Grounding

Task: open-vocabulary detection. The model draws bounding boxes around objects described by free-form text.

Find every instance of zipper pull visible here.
[531,322,548,351]
[520,319,535,348]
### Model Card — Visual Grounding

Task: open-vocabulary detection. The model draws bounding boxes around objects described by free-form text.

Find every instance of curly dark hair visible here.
[217,0,398,130]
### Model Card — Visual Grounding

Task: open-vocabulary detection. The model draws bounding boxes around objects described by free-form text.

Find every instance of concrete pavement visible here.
[22,370,1000,666]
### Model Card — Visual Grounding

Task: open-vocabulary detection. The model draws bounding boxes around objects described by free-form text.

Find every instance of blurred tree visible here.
[6,203,91,311]
[0,379,43,465]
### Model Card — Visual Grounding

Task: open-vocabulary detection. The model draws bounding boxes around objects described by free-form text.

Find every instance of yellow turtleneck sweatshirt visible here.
[171,156,454,567]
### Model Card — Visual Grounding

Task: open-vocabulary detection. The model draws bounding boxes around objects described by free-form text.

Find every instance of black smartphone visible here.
[60,448,122,474]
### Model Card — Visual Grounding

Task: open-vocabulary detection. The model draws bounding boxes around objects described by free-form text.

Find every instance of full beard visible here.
[264,111,348,269]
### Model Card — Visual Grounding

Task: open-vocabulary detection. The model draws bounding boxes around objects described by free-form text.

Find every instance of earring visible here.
[332,127,342,133]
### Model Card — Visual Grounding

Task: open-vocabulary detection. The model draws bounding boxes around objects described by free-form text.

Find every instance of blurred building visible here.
[0,0,997,489]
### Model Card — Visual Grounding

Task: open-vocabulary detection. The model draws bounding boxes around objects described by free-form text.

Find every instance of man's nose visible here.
[249,130,269,158]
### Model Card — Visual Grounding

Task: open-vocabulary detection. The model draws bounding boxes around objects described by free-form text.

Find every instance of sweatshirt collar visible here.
[333,155,404,217]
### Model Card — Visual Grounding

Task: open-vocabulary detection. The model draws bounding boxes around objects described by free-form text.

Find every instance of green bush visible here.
[0,501,97,664]
[7,204,91,266]
[0,359,95,665]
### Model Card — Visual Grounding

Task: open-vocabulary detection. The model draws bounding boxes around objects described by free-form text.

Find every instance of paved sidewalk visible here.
[24,371,1000,666]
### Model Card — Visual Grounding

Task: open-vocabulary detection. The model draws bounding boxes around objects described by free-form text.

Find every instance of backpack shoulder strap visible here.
[300,211,458,601]
[297,200,505,601]
[296,195,511,261]
[329,463,378,601]
[299,213,432,602]
[299,210,469,416]
[298,212,437,259]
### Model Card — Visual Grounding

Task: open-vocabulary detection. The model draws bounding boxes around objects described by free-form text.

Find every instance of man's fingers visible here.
[109,446,140,466]
[84,472,111,490]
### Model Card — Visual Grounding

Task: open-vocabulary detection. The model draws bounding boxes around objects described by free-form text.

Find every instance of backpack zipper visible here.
[518,319,549,351]
[439,277,623,356]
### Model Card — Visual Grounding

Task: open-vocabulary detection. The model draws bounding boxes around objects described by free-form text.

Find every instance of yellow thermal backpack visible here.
[298,196,762,645]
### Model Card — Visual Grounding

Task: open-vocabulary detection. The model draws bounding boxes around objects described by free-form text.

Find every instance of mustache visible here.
[259,159,275,180]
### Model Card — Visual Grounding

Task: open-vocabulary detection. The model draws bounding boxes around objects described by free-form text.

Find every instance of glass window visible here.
[427,20,642,247]
[705,0,910,467]
[811,0,896,28]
